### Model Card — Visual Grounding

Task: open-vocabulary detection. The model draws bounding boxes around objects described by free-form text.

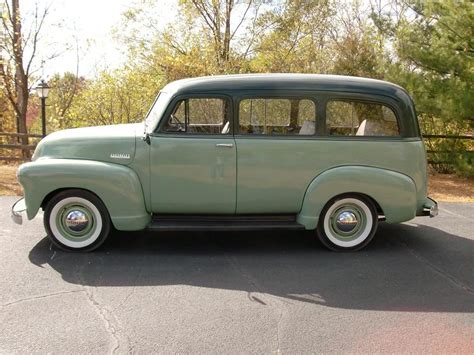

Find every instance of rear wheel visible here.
[316,195,378,252]
[44,189,111,252]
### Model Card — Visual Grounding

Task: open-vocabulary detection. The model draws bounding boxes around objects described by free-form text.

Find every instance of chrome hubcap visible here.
[335,211,358,232]
[64,210,90,233]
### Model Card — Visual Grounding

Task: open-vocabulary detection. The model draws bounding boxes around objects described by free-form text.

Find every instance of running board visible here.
[148,214,306,232]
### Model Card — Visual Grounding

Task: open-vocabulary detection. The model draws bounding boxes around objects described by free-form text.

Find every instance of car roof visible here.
[162,73,410,100]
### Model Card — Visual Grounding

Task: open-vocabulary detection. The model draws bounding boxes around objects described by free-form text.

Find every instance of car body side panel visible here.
[17,159,150,231]
[235,138,426,218]
[297,166,417,229]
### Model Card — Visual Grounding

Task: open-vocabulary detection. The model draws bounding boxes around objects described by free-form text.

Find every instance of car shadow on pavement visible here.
[28,222,474,313]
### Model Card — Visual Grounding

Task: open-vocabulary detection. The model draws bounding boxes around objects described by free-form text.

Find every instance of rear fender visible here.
[297,166,417,229]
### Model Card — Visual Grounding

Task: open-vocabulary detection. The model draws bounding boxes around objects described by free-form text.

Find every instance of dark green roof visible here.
[163,73,410,100]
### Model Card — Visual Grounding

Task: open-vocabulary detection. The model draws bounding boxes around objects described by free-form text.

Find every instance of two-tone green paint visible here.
[17,74,433,231]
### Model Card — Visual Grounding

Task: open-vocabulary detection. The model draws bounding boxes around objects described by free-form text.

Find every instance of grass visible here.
[1,162,473,202]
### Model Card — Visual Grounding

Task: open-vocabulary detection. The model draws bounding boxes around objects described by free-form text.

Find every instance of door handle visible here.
[215,143,234,148]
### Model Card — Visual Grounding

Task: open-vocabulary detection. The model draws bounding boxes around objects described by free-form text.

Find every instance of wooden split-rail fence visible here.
[0,131,472,165]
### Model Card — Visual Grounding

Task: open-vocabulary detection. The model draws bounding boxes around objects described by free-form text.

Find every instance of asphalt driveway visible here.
[0,196,473,353]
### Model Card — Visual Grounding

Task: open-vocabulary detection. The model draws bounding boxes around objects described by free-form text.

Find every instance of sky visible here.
[19,0,380,80]
[22,0,176,79]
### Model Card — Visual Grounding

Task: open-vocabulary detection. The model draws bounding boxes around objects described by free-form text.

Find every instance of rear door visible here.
[234,94,319,213]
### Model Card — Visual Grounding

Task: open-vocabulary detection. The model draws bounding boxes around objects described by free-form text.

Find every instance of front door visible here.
[150,96,236,214]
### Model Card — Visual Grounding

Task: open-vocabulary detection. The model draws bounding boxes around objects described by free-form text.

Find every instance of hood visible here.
[32,123,143,165]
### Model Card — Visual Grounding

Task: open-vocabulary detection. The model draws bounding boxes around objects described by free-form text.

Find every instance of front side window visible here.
[326,100,399,136]
[239,98,316,135]
[161,97,230,134]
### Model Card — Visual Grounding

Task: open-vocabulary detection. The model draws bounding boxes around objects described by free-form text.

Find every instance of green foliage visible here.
[67,68,160,126]
[393,1,473,121]
[29,73,87,133]
[250,0,336,73]
[380,0,474,176]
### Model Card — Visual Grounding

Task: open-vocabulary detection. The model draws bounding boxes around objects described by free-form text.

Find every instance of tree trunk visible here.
[12,0,30,157]
[222,0,233,63]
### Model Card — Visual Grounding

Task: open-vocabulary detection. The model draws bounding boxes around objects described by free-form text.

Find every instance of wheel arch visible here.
[41,187,78,209]
[321,191,384,216]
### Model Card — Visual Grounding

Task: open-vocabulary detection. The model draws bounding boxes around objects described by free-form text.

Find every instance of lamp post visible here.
[35,79,50,137]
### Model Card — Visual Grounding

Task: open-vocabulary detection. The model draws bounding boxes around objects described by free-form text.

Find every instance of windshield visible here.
[144,91,171,133]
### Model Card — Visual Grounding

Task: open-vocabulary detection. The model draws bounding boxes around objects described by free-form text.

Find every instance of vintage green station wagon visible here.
[12,74,438,252]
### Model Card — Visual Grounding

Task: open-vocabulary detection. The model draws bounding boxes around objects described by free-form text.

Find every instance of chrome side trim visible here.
[215,143,234,148]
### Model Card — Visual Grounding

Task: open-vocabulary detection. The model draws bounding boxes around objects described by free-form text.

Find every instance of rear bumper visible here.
[417,197,438,218]
[11,197,26,225]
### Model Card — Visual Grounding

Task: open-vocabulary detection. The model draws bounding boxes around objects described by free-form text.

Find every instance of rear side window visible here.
[326,101,399,136]
[239,98,316,135]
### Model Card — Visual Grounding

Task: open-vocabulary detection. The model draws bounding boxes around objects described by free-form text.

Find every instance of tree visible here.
[251,0,335,73]
[51,65,163,129]
[179,0,267,70]
[0,0,48,156]
[372,0,473,175]
[118,0,268,80]
[395,1,473,125]
[37,72,86,131]
[0,89,14,132]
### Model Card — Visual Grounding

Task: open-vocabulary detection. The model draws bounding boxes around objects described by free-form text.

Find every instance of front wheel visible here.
[316,195,378,252]
[44,189,111,252]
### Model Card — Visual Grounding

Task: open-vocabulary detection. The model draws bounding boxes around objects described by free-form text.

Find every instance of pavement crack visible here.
[113,267,142,313]
[226,255,286,354]
[76,262,130,354]
[397,239,474,296]
[81,286,124,354]
[275,304,283,355]
[0,289,85,309]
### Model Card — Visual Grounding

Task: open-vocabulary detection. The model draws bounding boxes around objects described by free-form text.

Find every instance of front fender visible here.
[297,166,417,229]
[17,159,150,231]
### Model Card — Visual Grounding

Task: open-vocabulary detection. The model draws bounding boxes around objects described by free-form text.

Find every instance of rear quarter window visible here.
[326,100,400,137]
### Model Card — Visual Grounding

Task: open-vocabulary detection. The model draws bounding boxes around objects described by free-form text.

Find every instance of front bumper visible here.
[11,197,26,225]
[417,197,438,218]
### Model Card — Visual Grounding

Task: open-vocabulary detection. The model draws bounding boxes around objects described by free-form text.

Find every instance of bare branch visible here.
[230,0,253,41]
[26,5,49,77]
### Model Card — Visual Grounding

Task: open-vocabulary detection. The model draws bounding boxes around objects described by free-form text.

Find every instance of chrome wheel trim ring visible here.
[323,198,373,248]
[49,197,103,248]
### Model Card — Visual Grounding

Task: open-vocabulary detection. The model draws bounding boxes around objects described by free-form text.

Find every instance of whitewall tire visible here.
[316,195,378,251]
[44,189,111,252]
